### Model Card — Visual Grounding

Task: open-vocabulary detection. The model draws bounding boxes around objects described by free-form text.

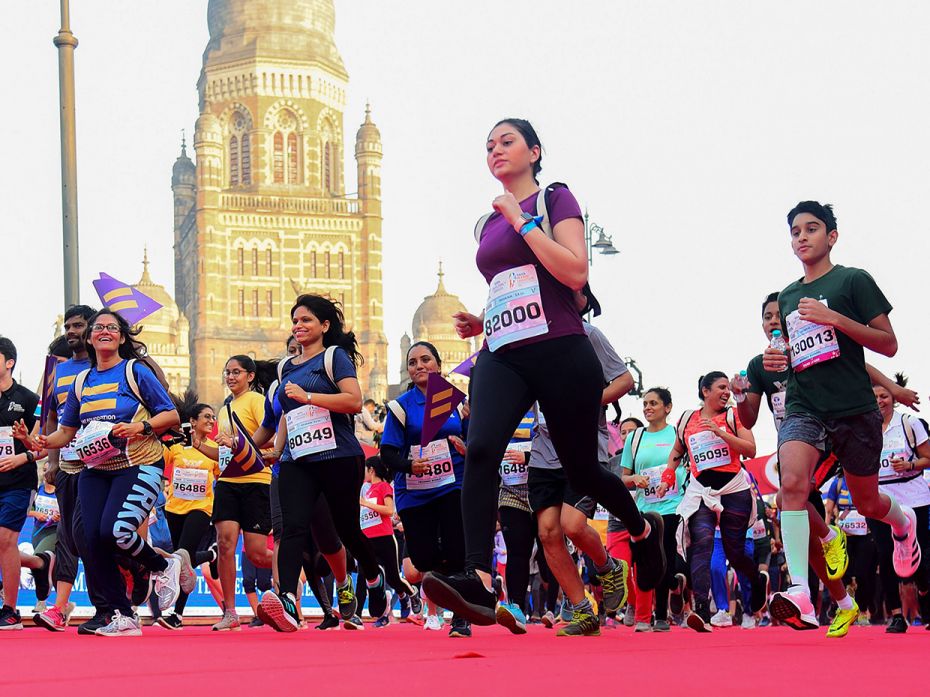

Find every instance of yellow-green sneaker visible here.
[599,558,629,617]
[826,601,859,638]
[822,526,849,581]
[556,607,601,637]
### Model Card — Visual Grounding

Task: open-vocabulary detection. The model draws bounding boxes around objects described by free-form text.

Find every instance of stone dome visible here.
[356,103,381,144]
[172,135,195,187]
[411,263,466,335]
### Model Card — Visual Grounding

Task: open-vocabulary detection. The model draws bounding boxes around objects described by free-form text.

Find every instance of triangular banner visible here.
[92,272,163,325]
[420,372,466,448]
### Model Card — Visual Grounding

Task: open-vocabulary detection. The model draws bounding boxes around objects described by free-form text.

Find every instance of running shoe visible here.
[366,571,388,619]
[741,614,756,629]
[711,610,733,627]
[174,549,197,594]
[31,551,55,602]
[373,615,391,628]
[398,594,411,621]
[35,605,67,632]
[669,573,687,616]
[892,506,922,578]
[822,526,849,580]
[96,611,142,637]
[343,614,364,630]
[759,615,771,627]
[0,606,23,630]
[769,588,818,630]
[422,570,496,626]
[409,587,423,616]
[211,610,241,632]
[750,570,770,614]
[653,619,671,632]
[887,614,908,634]
[315,613,340,630]
[622,604,635,627]
[686,603,713,633]
[157,612,183,630]
[248,616,264,628]
[495,602,527,635]
[337,577,358,620]
[826,602,859,638]
[634,621,652,633]
[556,608,601,636]
[78,610,110,635]
[449,616,472,638]
[598,558,630,617]
[630,512,666,591]
[260,591,301,633]
[32,600,47,614]
[153,556,182,611]
[541,611,556,628]
[256,600,278,630]
[423,615,443,631]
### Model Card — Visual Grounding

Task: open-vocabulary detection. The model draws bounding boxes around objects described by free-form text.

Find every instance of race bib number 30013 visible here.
[786,300,840,372]
[484,264,548,352]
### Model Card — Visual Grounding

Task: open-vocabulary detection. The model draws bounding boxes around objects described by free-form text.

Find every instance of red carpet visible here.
[2,623,925,695]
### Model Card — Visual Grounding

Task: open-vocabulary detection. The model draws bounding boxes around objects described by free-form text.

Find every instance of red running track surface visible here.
[2,622,926,695]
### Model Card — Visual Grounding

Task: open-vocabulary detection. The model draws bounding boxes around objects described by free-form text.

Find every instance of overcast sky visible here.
[4,1,929,454]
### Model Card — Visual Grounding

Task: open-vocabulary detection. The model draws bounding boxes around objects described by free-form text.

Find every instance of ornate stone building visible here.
[173,0,387,405]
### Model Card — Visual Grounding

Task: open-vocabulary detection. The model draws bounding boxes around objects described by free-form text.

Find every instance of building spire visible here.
[436,259,446,293]
[181,129,187,157]
[140,246,153,284]
[364,100,372,124]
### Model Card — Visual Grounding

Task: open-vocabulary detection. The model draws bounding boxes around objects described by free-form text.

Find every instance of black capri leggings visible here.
[278,456,381,596]
[398,488,465,576]
[165,509,213,616]
[462,334,645,573]
[368,534,415,597]
[500,505,536,611]
[843,531,878,615]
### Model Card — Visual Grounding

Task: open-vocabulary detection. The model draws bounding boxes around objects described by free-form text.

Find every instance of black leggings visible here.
[278,456,381,595]
[463,335,645,572]
[869,503,930,613]
[500,505,536,610]
[165,510,213,616]
[398,489,465,575]
[369,534,415,597]
[654,513,682,621]
[844,532,878,615]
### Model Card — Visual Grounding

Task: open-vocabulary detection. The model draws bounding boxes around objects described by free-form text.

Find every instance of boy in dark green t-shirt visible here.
[762,201,921,633]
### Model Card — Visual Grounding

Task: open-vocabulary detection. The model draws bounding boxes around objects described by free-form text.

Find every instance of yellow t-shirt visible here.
[165,441,221,516]
[216,391,271,485]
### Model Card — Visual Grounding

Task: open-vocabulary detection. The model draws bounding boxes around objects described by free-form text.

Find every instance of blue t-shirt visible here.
[53,357,91,420]
[32,484,59,535]
[380,387,467,512]
[826,475,854,511]
[278,348,363,462]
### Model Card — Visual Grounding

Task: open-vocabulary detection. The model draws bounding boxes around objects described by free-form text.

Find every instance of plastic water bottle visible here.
[770,329,788,353]
[733,370,750,403]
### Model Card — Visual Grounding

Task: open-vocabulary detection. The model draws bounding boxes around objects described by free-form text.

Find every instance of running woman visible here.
[424,118,664,625]
[38,310,189,636]
[764,201,918,630]
[869,380,930,632]
[660,373,769,632]
[380,342,470,637]
[260,294,387,631]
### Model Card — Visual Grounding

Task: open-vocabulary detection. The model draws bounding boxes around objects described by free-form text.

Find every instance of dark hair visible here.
[84,309,148,367]
[64,304,97,322]
[577,283,602,318]
[189,403,214,422]
[365,455,390,481]
[363,398,376,407]
[619,417,645,430]
[406,341,441,367]
[227,355,261,393]
[286,335,298,348]
[787,201,837,231]
[644,387,672,407]
[48,335,72,359]
[0,336,17,368]
[290,294,363,367]
[762,292,779,318]
[698,371,729,401]
[493,118,543,183]
[252,359,280,393]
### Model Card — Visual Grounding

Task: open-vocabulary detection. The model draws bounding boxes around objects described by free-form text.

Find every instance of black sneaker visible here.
[409,587,423,615]
[156,612,183,630]
[449,616,472,638]
[248,616,265,628]
[259,591,301,632]
[315,612,340,630]
[750,570,770,614]
[343,614,364,630]
[422,570,496,626]
[887,615,908,634]
[0,606,23,630]
[686,601,713,633]
[366,570,388,619]
[336,577,358,620]
[31,552,55,602]
[630,512,666,591]
[669,573,687,616]
[78,610,110,635]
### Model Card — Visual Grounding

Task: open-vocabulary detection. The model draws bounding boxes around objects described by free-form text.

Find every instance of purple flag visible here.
[220,404,265,478]
[92,272,163,324]
[39,356,58,435]
[420,372,466,448]
[450,351,480,378]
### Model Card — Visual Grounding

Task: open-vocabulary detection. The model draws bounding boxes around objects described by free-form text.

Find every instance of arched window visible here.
[229,136,240,186]
[325,251,331,278]
[241,133,251,184]
[251,248,258,275]
[310,251,317,277]
[287,132,299,184]
[237,248,244,275]
[339,251,345,279]
[323,142,333,193]
[273,132,285,183]
[237,289,245,316]
[266,290,273,317]
[265,249,273,276]
[252,290,259,317]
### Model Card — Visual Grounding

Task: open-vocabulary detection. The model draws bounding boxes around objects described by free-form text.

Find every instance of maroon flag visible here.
[450,351,480,378]
[92,272,163,325]
[420,372,466,448]
[39,356,58,435]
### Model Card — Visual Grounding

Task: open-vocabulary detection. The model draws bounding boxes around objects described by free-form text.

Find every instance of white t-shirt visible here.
[878,411,930,509]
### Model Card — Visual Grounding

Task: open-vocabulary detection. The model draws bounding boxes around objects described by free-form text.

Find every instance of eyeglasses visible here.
[223,369,247,377]
[91,323,120,333]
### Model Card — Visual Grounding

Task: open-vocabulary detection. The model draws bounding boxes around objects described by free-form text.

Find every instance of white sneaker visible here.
[174,549,197,594]
[710,610,733,627]
[892,506,922,578]
[423,615,442,631]
[741,614,756,629]
[95,610,142,637]
[153,556,181,611]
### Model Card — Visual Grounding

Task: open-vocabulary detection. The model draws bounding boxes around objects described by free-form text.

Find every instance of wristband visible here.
[305,392,312,405]
[519,215,544,237]
[661,467,677,488]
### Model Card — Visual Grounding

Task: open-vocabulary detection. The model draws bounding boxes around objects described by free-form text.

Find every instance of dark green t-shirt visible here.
[778,265,892,420]
[746,354,788,431]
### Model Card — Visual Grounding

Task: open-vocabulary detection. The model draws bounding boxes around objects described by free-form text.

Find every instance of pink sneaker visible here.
[892,506,922,579]
[34,605,67,632]
[769,588,817,630]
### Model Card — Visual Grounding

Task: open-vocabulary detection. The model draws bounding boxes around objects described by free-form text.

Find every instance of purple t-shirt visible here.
[475,186,585,350]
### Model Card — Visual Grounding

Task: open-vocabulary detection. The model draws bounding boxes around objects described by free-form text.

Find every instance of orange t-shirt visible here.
[682,409,743,478]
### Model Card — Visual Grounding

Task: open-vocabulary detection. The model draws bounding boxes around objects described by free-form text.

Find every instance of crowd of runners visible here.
[0,118,926,639]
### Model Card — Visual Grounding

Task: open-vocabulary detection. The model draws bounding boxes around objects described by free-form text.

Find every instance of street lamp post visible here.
[54,0,80,307]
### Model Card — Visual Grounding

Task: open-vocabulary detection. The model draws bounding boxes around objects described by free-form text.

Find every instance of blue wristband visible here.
[519,215,544,237]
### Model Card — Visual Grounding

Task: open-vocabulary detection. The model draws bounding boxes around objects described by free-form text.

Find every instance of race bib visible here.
[499,442,532,486]
[642,465,678,504]
[593,504,609,521]
[34,494,59,518]
[751,518,768,540]
[879,434,908,482]
[406,439,455,491]
[74,421,120,467]
[360,497,382,530]
[60,437,79,462]
[218,445,232,473]
[172,467,209,501]
[838,510,868,536]
[786,301,840,372]
[0,427,13,457]
[688,430,731,472]
[286,405,337,458]
[484,264,548,352]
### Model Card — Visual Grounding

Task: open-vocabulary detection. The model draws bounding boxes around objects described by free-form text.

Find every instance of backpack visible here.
[675,408,739,449]
[626,427,646,471]
[473,182,568,243]
[277,345,337,387]
[73,359,146,406]
[902,413,918,454]
[385,397,465,429]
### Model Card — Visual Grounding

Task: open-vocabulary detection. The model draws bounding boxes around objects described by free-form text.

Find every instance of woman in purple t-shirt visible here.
[422,118,665,631]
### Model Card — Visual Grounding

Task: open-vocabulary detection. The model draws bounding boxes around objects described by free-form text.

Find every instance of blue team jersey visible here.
[380,387,467,512]
[53,358,91,420]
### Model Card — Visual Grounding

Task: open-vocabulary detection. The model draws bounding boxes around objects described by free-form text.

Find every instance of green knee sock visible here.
[781,510,810,595]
